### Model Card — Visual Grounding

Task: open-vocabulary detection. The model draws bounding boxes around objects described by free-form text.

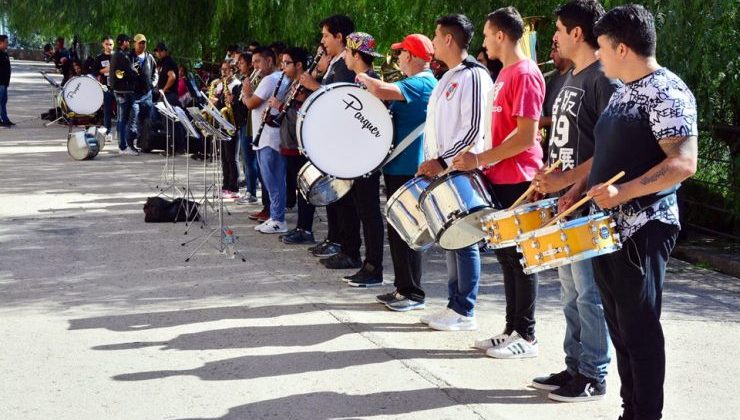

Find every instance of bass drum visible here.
[297,83,394,179]
[297,162,353,207]
[59,76,104,116]
[67,128,100,160]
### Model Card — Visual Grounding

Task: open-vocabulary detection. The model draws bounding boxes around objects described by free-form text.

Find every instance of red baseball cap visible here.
[391,34,434,62]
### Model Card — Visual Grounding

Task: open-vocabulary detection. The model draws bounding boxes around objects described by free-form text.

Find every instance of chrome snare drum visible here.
[517,212,621,274]
[297,162,353,207]
[419,170,499,250]
[482,198,558,249]
[67,127,101,160]
[385,176,434,251]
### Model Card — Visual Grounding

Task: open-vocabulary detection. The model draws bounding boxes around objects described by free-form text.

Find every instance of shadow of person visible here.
[112,347,485,382]
[175,387,547,419]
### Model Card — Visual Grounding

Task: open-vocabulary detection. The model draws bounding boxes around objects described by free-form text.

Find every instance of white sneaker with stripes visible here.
[474,332,510,351]
[486,333,538,359]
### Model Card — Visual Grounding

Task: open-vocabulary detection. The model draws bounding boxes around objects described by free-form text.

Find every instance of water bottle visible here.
[223,226,236,259]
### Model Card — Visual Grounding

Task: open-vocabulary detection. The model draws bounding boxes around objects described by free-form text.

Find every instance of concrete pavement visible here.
[1,60,738,420]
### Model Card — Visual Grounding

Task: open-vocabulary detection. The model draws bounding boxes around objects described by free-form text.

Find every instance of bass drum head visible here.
[67,130,100,160]
[62,76,104,115]
[298,83,393,179]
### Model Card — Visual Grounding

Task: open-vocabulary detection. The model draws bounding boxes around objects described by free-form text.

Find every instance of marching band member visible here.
[92,36,114,135]
[587,5,697,419]
[109,34,138,155]
[357,33,437,307]
[453,7,546,357]
[298,15,360,265]
[129,34,157,153]
[416,14,493,331]
[531,0,620,402]
[241,47,291,234]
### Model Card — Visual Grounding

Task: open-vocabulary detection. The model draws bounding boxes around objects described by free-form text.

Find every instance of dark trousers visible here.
[340,172,384,267]
[325,195,348,244]
[593,221,678,420]
[284,154,303,209]
[256,154,271,210]
[490,182,539,340]
[292,155,316,232]
[385,174,424,301]
[221,136,239,192]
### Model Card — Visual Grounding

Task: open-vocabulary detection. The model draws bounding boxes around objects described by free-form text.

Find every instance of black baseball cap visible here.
[116,34,130,44]
[154,42,168,52]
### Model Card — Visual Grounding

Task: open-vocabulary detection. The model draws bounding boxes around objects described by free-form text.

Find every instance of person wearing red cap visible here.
[356,33,437,308]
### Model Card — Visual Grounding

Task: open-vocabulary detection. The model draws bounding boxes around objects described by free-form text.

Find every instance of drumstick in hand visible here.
[438,143,476,177]
[507,159,562,210]
[543,171,625,227]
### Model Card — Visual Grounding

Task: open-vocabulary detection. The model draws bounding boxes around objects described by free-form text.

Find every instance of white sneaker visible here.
[420,307,450,325]
[254,218,272,231]
[104,134,113,144]
[257,219,288,234]
[122,148,139,156]
[486,333,538,359]
[474,332,511,350]
[427,310,477,331]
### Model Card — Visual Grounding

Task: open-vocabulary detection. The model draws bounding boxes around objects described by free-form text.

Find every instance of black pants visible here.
[490,182,539,340]
[593,221,678,420]
[284,154,303,209]
[221,136,239,192]
[385,174,424,301]
[326,193,350,244]
[339,172,384,267]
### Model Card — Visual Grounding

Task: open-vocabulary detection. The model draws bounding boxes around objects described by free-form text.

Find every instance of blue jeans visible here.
[102,90,115,133]
[0,85,8,122]
[257,147,286,222]
[115,93,134,150]
[239,127,258,196]
[559,259,611,382]
[446,244,480,317]
[130,90,152,143]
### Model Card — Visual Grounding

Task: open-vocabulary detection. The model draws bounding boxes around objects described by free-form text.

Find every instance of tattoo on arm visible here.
[640,167,669,185]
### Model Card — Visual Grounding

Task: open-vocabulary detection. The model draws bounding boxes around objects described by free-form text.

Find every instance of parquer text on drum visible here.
[342,93,382,138]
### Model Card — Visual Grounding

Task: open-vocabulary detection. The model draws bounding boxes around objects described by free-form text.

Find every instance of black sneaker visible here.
[279,228,299,241]
[312,241,341,258]
[2,120,16,126]
[343,262,377,282]
[282,229,316,245]
[307,239,329,254]
[347,264,383,288]
[532,370,574,391]
[376,290,401,304]
[547,373,606,402]
[320,253,361,269]
[384,294,425,312]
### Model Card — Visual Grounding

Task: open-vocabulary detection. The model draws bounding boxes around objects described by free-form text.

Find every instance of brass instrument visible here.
[239,68,262,102]
[219,75,241,135]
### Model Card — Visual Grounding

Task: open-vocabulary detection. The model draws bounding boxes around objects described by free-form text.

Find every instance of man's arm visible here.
[590,135,698,208]
[162,70,176,93]
[356,73,404,101]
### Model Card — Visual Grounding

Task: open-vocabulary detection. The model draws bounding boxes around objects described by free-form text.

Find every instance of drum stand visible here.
[181,111,246,262]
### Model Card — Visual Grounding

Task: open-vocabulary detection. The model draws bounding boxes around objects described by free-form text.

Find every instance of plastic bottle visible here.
[223,226,236,259]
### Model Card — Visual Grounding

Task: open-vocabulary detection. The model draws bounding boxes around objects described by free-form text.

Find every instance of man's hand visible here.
[240,82,253,105]
[533,169,570,194]
[452,152,478,171]
[316,53,331,74]
[589,183,629,209]
[299,73,320,91]
[416,159,444,178]
[557,184,582,213]
[266,97,283,110]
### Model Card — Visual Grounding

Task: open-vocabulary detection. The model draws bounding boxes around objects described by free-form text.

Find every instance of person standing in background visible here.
[0,34,14,127]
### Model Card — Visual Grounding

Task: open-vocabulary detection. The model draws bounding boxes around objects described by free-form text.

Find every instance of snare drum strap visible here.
[383,122,426,167]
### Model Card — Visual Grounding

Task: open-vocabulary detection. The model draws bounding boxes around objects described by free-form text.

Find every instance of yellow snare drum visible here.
[481,198,557,249]
[517,212,621,274]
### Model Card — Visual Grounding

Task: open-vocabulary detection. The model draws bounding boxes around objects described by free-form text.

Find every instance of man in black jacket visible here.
[0,34,13,127]
[109,34,138,155]
[129,34,157,153]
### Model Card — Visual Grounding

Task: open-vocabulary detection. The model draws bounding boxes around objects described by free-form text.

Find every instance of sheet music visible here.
[174,107,200,138]
[201,104,236,133]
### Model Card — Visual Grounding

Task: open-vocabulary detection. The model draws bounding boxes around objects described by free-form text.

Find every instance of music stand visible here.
[172,106,200,226]
[154,102,183,200]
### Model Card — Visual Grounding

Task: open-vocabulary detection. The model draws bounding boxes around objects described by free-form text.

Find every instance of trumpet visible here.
[239,68,262,101]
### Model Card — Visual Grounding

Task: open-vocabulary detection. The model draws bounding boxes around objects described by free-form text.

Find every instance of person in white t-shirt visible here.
[241,47,290,234]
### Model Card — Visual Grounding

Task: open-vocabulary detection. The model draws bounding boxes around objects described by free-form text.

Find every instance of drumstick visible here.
[438,143,476,177]
[543,171,625,227]
[507,159,562,210]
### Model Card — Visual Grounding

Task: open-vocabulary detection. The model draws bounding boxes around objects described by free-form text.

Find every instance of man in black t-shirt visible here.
[588,6,697,420]
[52,37,72,85]
[153,42,179,106]
[92,36,114,134]
[539,40,573,149]
[297,14,358,264]
[0,34,13,127]
[532,0,620,403]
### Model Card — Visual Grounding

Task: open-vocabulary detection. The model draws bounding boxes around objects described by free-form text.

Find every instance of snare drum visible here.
[517,213,621,274]
[297,162,353,207]
[419,170,500,250]
[67,128,101,160]
[297,83,394,179]
[385,176,434,251]
[482,198,558,249]
[58,76,104,116]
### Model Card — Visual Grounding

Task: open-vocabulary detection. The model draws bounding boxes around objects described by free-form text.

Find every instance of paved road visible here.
[1,61,738,420]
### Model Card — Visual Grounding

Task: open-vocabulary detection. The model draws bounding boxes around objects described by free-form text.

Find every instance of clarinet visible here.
[273,47,325,125]
[252,71,287,146]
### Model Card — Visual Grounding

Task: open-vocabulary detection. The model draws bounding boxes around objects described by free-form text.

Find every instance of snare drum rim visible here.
[517,211,611,241]
[297,82,394,180]
[418,169,489,205]
[511,197,559,215]
[433,205,492,250]
[384,176,430,217]
[519,243,622,275]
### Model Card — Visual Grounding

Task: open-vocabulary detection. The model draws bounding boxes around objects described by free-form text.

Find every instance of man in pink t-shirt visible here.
[453,6,545,360]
